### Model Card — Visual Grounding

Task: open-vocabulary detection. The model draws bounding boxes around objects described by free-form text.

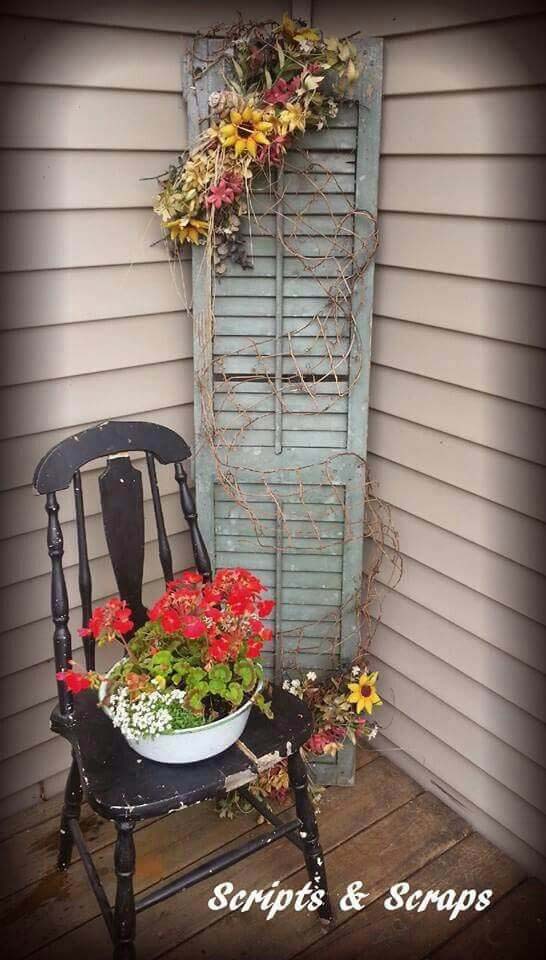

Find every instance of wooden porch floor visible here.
[0,748,544,959]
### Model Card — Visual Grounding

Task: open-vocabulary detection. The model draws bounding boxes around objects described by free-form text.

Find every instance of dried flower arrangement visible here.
[153,13,360,272]
[218,665,382,818]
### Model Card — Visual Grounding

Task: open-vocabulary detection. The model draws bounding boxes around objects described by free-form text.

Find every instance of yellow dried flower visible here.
[165,217,208,245]
[219,105,274,158]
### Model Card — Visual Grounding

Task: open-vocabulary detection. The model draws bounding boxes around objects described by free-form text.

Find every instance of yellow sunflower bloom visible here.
[219,105,274,158]
[165,217,208,245]
[347,671,382,716]
[278,102,306,135]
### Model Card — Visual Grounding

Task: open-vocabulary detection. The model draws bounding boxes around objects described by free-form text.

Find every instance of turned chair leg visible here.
[57,754,83,870]
[113,822,137,960]
[288,750,334,927]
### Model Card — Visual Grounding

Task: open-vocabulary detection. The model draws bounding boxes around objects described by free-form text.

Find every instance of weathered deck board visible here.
[158,793,470,960]
[0,746,542,960]
[431,877,546,960]
[297,833,525,960]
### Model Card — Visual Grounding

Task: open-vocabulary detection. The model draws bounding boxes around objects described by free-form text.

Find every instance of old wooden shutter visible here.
[185,37,383,784]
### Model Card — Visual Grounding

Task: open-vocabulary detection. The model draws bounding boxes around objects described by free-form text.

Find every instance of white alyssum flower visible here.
[351,665,361,677]
[107,687,189,740]
[367,724,378,741]
[281,677,304,698]
[306,671,317,681]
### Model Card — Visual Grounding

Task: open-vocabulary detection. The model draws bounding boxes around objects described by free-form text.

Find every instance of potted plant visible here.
[56,568,275,763]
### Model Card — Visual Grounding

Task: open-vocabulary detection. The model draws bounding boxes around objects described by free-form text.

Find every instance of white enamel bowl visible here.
[98,673,261,764]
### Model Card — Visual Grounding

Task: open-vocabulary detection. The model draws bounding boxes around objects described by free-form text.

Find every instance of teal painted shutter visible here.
[185,37,383,784]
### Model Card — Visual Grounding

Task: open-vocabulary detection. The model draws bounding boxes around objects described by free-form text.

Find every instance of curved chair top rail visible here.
[33,420,191,494]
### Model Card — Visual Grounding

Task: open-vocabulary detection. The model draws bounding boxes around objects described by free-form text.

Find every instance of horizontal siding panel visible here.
[382,14,546,94]
[0,573,170,679]
[0,735,71,801]
[373,316,546,406]
[374,587,546,726]
[370,454,546,575]
[379,212,546,285]
[1,491,186,588]
[0,402,192,493]
[380,156,546,220]
[0,83,185,149]
[0,209,169,272]
[0,530,193,633]
[372,652,546,812]
[374,266,546,347]
[372,707,546,859]
[387,504,546,623]
[0,17,187,91]
[368,410,546,520]
[0,149,178,210]
[0,2,287,33]
[370,365,546,464]
[382,87,546,155]
[377,552,546,673]
[0,311,192,387]
[314,1,546,36]
[0,358,193,441]
[0,767,67,822]
[0,261,190,332]
[0,699,58,762]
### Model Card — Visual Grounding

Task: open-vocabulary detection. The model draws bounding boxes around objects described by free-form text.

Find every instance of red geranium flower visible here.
[181,615,207,639]
[209,635,230,662]
[258,599,275,618]
[246,638,263,659]
[56,670,91,693]
[161,609,183,634]
[181,570,203,585]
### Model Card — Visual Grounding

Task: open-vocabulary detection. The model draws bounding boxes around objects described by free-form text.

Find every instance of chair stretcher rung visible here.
[135,817,301,914]
[239,787,304,850]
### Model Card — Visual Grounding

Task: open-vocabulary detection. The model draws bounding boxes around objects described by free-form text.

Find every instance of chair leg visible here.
[287,750,334,927]
[57,754,82,870]
[113,822,137,960]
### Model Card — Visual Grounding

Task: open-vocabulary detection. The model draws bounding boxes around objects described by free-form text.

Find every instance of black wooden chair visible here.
[33,420,333,959]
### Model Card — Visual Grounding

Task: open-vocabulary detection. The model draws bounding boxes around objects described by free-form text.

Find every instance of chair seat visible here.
[51,687,313,821]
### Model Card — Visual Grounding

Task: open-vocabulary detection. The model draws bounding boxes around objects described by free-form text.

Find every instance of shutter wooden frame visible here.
[184,36,383,785]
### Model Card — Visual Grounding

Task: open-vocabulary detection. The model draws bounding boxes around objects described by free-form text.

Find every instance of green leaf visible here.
[209,663,232,684]
[264,67,273,89]
[186,666,206,687]
[253,693,274,719]
[225,682,244,706]
[234,658,256,691]
[186,681,209,714]
[276,41,285,69]
[232,58,244,81]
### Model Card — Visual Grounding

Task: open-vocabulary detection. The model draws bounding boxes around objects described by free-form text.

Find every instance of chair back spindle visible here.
[73,469,94,670]
[99,456,148,631]
[175,462,212,582]
[146,452,174,584]
[46,492,73,715]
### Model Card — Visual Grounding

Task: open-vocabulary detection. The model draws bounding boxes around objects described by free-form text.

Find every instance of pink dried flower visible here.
[205,179,237,209]
[263,76,301,106]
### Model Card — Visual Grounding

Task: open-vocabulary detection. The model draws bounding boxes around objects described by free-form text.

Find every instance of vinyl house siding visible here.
[0,0,545,882]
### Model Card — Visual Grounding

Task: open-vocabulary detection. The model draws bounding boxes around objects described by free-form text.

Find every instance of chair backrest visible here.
[33,420,212,716]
